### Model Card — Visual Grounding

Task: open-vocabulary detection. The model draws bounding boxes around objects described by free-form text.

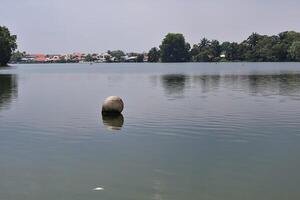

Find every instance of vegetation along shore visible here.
[1,25,300,66]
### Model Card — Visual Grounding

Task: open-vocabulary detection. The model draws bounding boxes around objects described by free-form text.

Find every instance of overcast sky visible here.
[1,0,299,54]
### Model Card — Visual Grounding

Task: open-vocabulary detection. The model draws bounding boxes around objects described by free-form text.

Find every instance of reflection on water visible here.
[1,64,300,200]
[102,113,124,131]
[0,74,18,110]
[161,74,188,97]
[192,75,221,93]
[244,74,300,96]
[160,73,300,98]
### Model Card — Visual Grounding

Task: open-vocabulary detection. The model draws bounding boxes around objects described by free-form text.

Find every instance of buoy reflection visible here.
[102,113,124,131]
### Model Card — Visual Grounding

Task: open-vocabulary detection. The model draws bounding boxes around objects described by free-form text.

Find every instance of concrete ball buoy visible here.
[102,96,124,115]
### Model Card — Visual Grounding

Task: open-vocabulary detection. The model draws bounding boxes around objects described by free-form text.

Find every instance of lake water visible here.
[1,63,300,200]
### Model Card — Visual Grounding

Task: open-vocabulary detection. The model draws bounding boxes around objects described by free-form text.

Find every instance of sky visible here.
[1,0,300,54]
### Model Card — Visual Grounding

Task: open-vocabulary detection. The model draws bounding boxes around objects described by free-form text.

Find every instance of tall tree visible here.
[136,54,144,62]
[148,47,160,62]
[109,50,125,62]
[220,42,241,61]
[84,54,93,62]
[210,40,221,61]
[159,33,190,62]
[288,41,300,61]
[191,38,221,62]
[10,51,26,63]
[0,26,17,66]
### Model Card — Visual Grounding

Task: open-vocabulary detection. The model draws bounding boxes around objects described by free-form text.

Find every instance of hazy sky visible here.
[1,0,299,54]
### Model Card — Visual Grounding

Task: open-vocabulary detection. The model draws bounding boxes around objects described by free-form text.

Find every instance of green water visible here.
[0,63,300,200]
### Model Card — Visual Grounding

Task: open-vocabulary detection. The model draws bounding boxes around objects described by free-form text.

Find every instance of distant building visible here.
[122,55,138,62]
[95,53,112,62]
[143,54,149,62]
[22,54,46,62]
[35,54,46,62]
[69,53,85,62]
[46,55,61,62]
[21,54,36,62]
[18,51,148,63]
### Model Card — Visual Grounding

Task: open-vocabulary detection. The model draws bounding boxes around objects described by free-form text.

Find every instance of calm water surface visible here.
[1,63,300,200]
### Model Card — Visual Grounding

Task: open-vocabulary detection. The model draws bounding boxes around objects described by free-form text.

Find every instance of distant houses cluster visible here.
[19,52,148,63]
[10,31,300,65]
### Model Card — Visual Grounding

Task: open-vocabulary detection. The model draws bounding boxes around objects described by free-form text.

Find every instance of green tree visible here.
[0,26,17,66]
[85,54,93,62]
[278,31,300,61]
[246,32,261,47]
[190,38,210,62]
[220,42,242,61]
[108,50,125,62]
[240,33,262,61]
[271,43,288,61]
[279,31,300,44]
[288,41,300,61]
[148,47,160,62]
[210,40,221,61]
[193,50,211,62]
[199,38,210,49]
[136,54,144,62]
[159,33,190,62]
[10,51,26,63]
[190,38,221,62]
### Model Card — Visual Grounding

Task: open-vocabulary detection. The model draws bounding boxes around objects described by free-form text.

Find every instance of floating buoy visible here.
[102,96,124,114]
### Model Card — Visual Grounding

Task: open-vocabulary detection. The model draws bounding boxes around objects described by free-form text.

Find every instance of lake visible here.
[1,63,300,200]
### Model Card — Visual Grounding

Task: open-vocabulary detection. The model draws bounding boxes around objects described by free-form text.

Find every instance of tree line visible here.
[1,25,300,66]
[148,31,300,62]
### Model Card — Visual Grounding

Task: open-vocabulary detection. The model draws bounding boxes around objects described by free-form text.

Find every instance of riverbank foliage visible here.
[7,28,300,64]
[0,26,17,66]
[151,31,300,62]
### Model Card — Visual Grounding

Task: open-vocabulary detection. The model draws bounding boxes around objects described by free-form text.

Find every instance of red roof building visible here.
[34,54,47,62]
